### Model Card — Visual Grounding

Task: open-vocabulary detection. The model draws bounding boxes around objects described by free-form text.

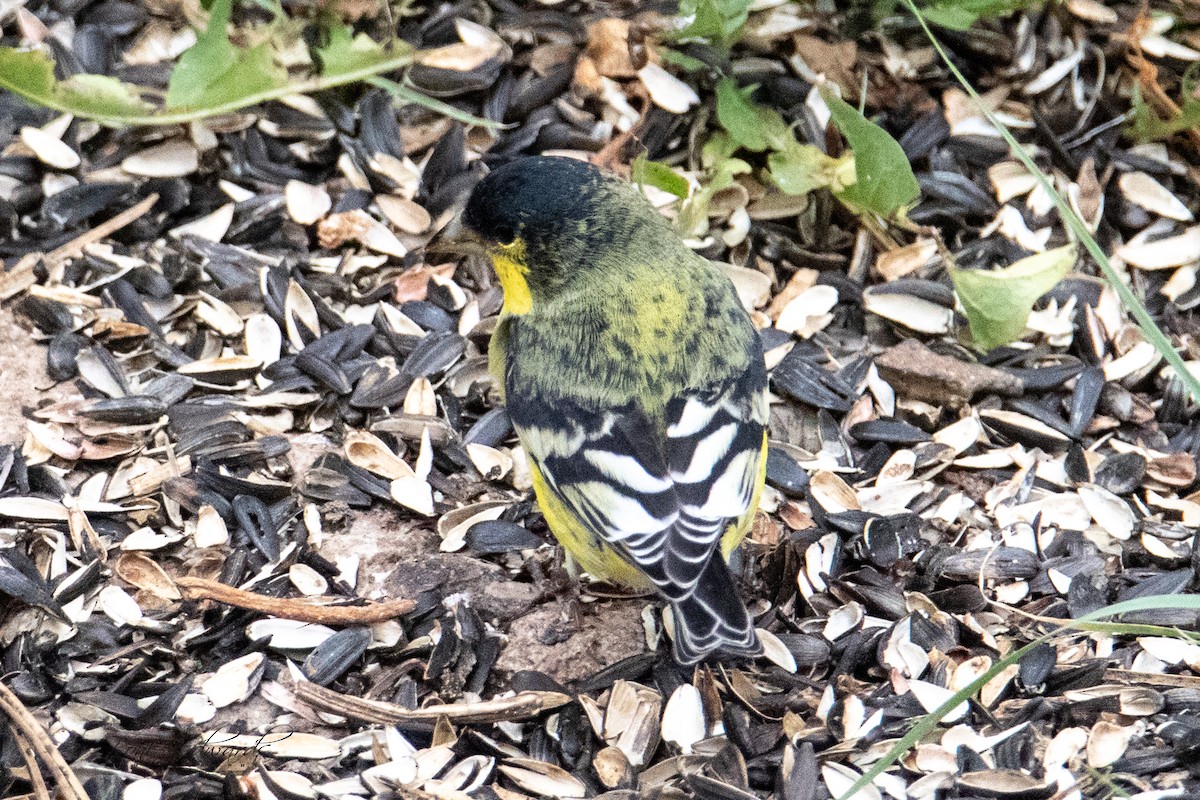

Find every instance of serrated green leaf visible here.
[951,244,1076,351]
[632,153,691,199]
[317,24,390,77]
[715,78,793,154]
[166,0,235,108]
[59,74,155,117]
[0,47,153,119]
[821,86,920,217]
[767,141,856,196]
[165,0,286,110]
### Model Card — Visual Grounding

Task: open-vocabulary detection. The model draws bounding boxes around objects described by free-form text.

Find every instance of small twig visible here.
[1104,668,1200,689]
[175,576,415,624]
[0,680,91,800]
[0,194,160,301]
[293,682,572,724]
[14,730,52,800]
[45,193,160,270]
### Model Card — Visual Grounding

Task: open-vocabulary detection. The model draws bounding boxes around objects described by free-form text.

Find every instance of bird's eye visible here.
[493,224,517,246]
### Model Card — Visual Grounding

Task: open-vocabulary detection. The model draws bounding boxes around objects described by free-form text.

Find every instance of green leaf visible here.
[715,78,768,151]
[657,47,709,73]
[951,244,1076,351]
[677,156,751,237]
[165,0,285,111]
[921,0,1035,30]
[317,23,390,77]
[165,0,234,108]
[901,0,1200,404]
[767,141,856,196]
[0,47,154,119]
[57,74,154,117]
[715,78,792,153]
[821,86,920,217]
[631,153,691,199]
[0,47,56,99]
[1129,83,1200,142]
[674,0,752,50]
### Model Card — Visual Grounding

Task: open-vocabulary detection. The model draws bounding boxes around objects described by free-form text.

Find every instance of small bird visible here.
[461,156,768,664]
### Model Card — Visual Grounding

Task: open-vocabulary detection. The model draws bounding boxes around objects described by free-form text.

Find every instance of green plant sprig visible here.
[0,0,503,129]
[901,0,1200,402]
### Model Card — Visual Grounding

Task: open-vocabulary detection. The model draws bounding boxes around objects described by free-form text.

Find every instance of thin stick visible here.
[175,576,415,624]
[0,194,160,301]
[46,193,160,275]
[293,682,571,724]
[14,731,52,800]
[0,680,91,800]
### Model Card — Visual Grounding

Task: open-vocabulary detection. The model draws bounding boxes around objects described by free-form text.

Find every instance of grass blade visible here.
[368,76,508,130]
[835,594,1200,800]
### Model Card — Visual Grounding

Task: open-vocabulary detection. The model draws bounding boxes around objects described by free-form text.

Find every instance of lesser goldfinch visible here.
[461,156,767,664]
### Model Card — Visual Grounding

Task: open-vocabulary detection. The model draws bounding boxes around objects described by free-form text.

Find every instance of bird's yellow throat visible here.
[490,239,533,316]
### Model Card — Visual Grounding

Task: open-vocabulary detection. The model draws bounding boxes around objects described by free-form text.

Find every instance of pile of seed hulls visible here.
[1,0,1200,798]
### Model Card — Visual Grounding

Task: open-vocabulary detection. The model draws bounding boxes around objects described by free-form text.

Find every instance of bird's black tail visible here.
[670,554,762,665]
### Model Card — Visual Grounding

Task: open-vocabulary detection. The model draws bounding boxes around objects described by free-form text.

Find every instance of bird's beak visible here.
[429,214,487,259]
[429,215,493,287]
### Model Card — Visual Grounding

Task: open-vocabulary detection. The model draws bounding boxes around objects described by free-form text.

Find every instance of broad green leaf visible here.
[166,0,235,108]
[820,86,920,217]
[715,78,792,153]
[0,47,56,99]
[950,244,1076,351]
[0,37,414,126]
[165,0,286,110]
[317,24,390,77]
[0,47,153,118]
[768,141,856,196]
[632,154,691,199]
[715,78,768,151]
[58,75,155,117]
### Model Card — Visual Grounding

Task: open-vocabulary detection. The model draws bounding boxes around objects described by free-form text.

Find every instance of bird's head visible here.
[459,156,636,314]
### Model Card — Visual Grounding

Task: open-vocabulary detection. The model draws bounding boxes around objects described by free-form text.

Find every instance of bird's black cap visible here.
[461,156,605,246]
